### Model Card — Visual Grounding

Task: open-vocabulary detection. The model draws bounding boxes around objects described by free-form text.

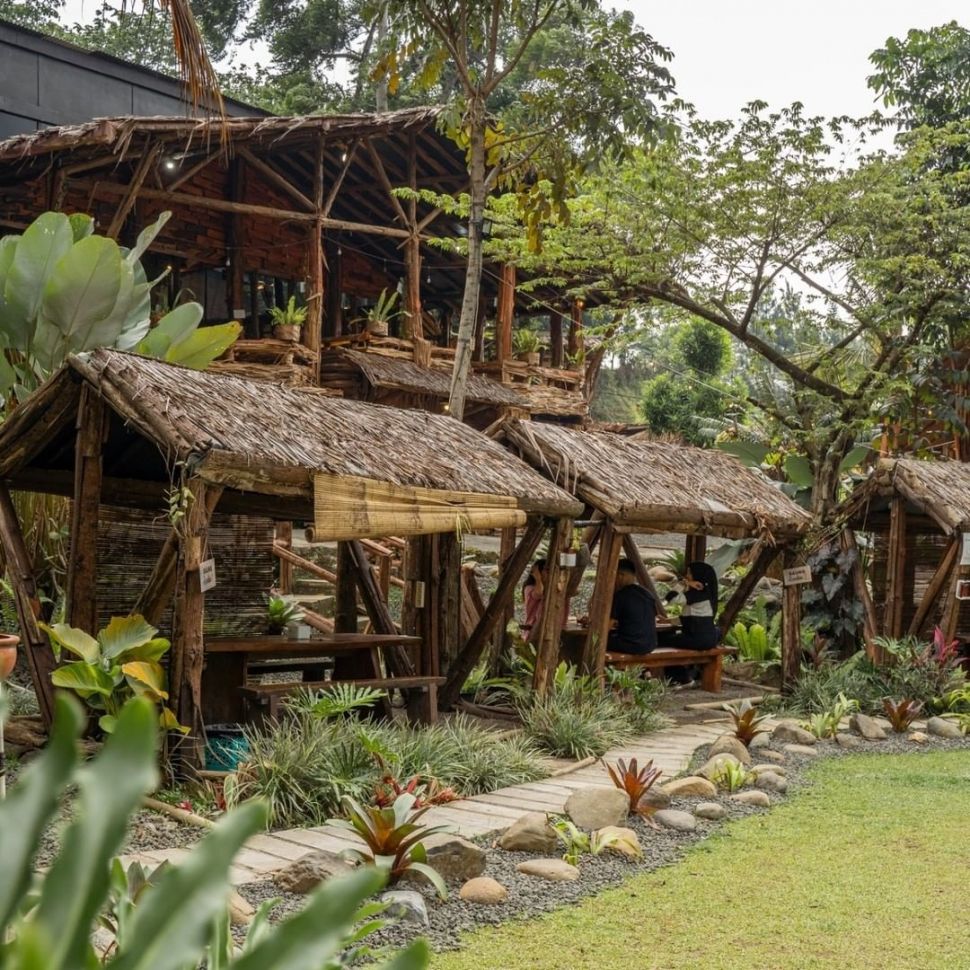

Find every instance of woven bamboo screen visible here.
[313,472,526,540]
[96,506,275,636]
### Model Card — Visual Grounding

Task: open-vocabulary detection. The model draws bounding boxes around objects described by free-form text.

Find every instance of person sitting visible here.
[660,560,721,650]
[521,558,546,643]
[607,557,658,655]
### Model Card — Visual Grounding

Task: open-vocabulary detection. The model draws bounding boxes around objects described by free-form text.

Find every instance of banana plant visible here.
[0,210,239,403]
[0,696,429,969]
[40,614,186,735]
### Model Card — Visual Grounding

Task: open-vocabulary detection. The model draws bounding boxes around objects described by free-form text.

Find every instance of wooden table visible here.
[202,633,422,723]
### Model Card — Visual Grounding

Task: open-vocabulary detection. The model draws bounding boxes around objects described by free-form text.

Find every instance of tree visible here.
[377,0,675,420]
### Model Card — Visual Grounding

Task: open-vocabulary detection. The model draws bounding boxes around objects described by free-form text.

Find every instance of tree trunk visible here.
[447,94,487,421]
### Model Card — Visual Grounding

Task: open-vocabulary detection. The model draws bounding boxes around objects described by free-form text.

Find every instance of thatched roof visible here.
[842,458,970,534]
[0,350,581,519]
[326,349,527,408]
[501,420,811,538]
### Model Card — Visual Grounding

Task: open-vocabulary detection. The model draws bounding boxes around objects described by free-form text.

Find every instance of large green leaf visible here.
[839,445,871,472]
[114,637,172,666]
[5,212,74,348]
[98,615,158,661]
[163,320,241,369]
[122,660,168,701]
[34,698,158,969]
[134,302,203,359]
[40,622,100,662]
[0,234,20,340]
[109,801,268,970]
[51,662,115,697]
[124,211,171,267]
[68,213,95,242]
[114,260,153,351]
[0,697,83,930]
[783,454,815,488]
[716,440,770,468]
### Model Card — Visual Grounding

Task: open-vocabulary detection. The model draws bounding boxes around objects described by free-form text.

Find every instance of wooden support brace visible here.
[581,519,623,678]
[883,497,907,639]
[841,529,879,658]
[533,518,572,694]
[907,535,958,640]
[105,143,160,239]
[275,521,293,594]
[717,540,781,631]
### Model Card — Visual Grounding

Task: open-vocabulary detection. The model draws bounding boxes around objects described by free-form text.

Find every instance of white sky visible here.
[59,0,967,119]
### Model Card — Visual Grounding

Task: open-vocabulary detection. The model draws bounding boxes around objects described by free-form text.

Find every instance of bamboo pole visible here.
[581,519,622,677]
[781,548,802,690]
[718,540,780,631]
[883,497,907,638]
[533,518,572,694]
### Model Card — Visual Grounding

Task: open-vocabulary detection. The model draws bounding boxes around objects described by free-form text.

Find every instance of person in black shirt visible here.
[607,557,658,655]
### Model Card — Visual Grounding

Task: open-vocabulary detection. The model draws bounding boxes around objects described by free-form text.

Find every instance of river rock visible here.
[750,763,787,776]
[754,771,788,793]
[381,890,429,926]
[653,809,697,833]
[516,858,580,882]
[694,802,728,821]
[772,721,816,745]
[783,743,819,757]
[927,716,963,740]
[698,753,742,780]
[835,733,862,750]
[273,850,353,893]
[459,876,508,905]
[748,733,772,752]
[731,790,771,808]
[661,776,717,798]
[758,748,786,763]
[565,787,630,830]
[639,787,672,811]
[228,890,255,926]
[498,812,558,853]
[909,731,929,744]
[593,825,642,859]
[707,734,752,764]
[401,833,484,885]
[850,713,888,741]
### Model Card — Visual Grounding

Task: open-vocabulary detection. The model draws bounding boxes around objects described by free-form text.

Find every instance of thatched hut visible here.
[0,350,580,762]
[841,458,970,646]
[499,420,812,683]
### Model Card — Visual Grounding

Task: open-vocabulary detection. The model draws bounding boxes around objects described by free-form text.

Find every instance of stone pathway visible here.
[121,718,730,884]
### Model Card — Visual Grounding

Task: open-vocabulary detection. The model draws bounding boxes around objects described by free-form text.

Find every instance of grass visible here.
[433,749,970,970]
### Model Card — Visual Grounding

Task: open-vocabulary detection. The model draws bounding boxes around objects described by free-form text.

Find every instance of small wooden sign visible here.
[783,565,812,587]
[956,579,970,601]
[199,558,217,592]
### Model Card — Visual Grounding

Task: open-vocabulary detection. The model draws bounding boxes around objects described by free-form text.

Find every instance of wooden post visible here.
[685,534,708,565]
[567,300,585,362]
[549,310,563,368]
[226,158,248,334]
[334,542,359,633]
[781,548,802,690]
[440,518,545,710]
[841,529,879,657]
[533,518,572,694]
[276,521,293,595]
[0,485,56,725]
[488,526,518,672]
[621,533,667,619]
[718,540,780,631]
[939,537,964,645]
[581,519,623,677]
[404,132,422,340]
[306,218,324,354]
[435,533,462,678]
[883,497,907,638]
[496,264,515,363]
[907,535,958,639]
[324,237,342,338]
[65,386,106,633]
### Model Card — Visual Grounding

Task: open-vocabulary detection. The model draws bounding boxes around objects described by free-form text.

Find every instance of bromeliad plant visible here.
[40,614,186,735]
[550,817,636,866]
[372,754,458,810]
[605,757,663,816]
[711,760,749,793]
[265,593,303,634]
[882,697,924,733]
[803,692,859,739]
[327,792,451,898]
[724,699,770,746]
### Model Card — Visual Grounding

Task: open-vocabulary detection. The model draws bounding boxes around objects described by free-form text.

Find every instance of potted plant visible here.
[359,289,401,337]
[0,632,18,681]
[266,593,303,634]
[269,296,307,342]
[513,329,542,366]
[559,528,581,568]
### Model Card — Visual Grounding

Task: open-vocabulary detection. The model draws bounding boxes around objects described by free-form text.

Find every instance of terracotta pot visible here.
[273,324,301,342]
[366,318,389,337]
[0,633,20,681]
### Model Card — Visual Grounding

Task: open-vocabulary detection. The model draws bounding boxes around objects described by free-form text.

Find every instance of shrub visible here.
[0,696,427,969]
[604,666,670,734]
[710,760,748,792]
[803,692,859,739]
[783,660,879,716]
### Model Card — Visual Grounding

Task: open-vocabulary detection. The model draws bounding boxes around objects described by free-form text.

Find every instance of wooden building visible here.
[841,458,970,647]
[0,350,580,764]
[498,421,813,685]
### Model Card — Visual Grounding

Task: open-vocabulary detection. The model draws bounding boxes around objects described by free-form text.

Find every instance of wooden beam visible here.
[226,158,246,328]
[907,535,958,639]
[365,138,409,226]
[0,485,56,725]
[496,264,515,364]
[105,144,160,239]
[167,149,221,192]
[685,535,708,565]
[440,518,546,710]
[238,146,315,212]
[883,497,907,638]
[322,139,359,217]
[549,310,564,369]
[533,518,572,694]
[717,540,780,631]
[276,521,293,594]
[581,519,622,677]
[306,218,324,354]
[489,525,518,672]
[65,385,106,633]
[781,548,802,690]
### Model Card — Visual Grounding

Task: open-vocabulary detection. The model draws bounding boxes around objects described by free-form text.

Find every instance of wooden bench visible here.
[605,646,736,693]
[240,676,446,722]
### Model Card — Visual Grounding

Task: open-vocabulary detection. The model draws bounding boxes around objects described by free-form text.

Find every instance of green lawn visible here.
[433,749,970,970]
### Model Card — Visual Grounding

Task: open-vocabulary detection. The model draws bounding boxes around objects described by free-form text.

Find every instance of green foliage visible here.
[551,816,589,867]
[783,661,879,717]
[41,614,185,735]
[512,328,542,355]
[602,665,670,734]
[228,711,544,828]
[726,613,781,664]
[287,683,388,719]
[882,698,924,733]
[676,321,732,376]
[328,792,450,898]
[710,760,748,793]
[803,692,859,739]
[264,594,302,633]
[605,757,662,815]
[268,295,307,329]
[723,699,770,746]
[0,695,428,969]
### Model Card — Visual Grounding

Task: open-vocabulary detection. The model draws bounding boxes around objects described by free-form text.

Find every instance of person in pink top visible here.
[521,558,547,643]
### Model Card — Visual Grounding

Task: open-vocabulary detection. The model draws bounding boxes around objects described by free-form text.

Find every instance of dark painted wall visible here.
[0,19,261,139]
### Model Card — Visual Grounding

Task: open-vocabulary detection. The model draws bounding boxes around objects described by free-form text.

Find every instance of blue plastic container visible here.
[204,724,249,772]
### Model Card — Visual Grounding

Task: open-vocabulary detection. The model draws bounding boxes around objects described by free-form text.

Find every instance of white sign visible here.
[783,565,812,587]
[956,579,970,601]
[961,534,970,567]
[199,558,217,592]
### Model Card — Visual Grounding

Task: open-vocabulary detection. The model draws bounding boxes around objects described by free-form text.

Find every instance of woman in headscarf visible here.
[660,561,721,650]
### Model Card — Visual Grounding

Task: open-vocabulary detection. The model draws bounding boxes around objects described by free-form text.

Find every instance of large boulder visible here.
[653,809,697,833]
[771,721,816,745]
[273,850,353,894]
[927,716,963,740]
[593,826,642,859]
[460,876,508,905]
[758,748,786,764]
[498,812,558,854]
[516,858,580,882]
[748,733,772,752]
[707,734,752,765]
[750,763,787,777]
[662,776,717,798]
[849,713,887,741]
[698,753,742,781]
[731,790,770,808]
[564,787,630,830]
[401,833,485,885]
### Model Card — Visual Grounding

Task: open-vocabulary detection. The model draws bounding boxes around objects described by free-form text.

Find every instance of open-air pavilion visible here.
[498,420,813,686]
[0,349,581,768]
